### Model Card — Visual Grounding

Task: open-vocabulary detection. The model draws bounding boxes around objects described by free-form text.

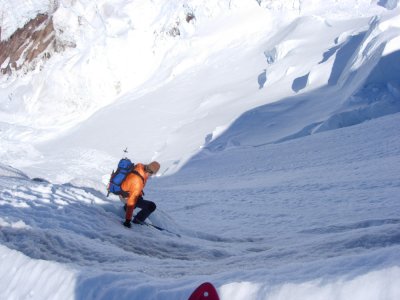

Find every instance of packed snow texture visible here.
[1,0,399,177]
[1,113,400,299]
[1,0,400,299]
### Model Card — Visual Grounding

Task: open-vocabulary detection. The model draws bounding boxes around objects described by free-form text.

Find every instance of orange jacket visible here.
[121,163,149,220]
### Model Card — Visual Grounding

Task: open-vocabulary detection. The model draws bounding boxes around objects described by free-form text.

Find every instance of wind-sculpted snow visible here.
[204,15,400,151]
[0,0,396,178]
[1,1,400,299]
[1,112,400,299]
[0,177,233,270]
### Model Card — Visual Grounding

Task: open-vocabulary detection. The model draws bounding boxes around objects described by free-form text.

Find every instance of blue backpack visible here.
[107,158,134,197]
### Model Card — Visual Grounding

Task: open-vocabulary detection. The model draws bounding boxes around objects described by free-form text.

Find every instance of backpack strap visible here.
[130,169,146,197]
[131,170,145,184]
[120,190,130,198]
[118,170,145,198]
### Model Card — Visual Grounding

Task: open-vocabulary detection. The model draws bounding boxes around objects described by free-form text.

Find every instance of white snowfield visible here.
[0,0,400,299]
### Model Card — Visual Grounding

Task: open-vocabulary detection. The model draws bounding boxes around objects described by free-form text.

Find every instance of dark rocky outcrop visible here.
[0,14,59,75]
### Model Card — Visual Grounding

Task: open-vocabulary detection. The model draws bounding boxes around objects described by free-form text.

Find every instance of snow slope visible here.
[1,0,400,299]
[1,112,400,299]
[1,0,399,180]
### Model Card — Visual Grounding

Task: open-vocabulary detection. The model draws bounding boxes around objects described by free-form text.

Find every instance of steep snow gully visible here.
[1,112,400,299]
[1,1,400,300]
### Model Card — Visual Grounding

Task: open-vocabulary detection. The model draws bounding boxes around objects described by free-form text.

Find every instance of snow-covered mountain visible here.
[1,0,399,179]
[0,0,400,299]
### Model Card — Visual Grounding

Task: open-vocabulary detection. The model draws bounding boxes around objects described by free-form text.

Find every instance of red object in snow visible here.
[188,282,220,300]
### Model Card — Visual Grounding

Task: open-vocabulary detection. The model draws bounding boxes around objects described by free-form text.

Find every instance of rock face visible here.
[0,14,56,75]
